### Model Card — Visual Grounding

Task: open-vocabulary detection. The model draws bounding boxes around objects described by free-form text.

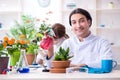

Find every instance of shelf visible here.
[0,10,22,14]
[61,9,96,13]
[0,28,9,30]
[96,8,120,13]
[96,27,120,35]
[112,45,120,48]
[96,27,120,30]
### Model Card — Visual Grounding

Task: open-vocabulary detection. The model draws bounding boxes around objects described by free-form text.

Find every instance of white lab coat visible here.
[61,33,113,68]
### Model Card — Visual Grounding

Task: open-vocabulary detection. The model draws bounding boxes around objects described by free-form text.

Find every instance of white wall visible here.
[22,0,62,25]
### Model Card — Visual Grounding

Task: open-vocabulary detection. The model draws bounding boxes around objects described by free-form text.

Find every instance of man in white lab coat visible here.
[61,8,112,68]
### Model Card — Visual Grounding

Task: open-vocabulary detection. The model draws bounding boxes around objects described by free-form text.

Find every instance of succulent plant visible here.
[54,47,73,61]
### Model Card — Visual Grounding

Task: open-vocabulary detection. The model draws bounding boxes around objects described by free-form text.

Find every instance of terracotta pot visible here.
[50,60,70,73]
[0,57,9,74]
[52,60,70,69]
[26,54,36,65]
[50,68,66,73]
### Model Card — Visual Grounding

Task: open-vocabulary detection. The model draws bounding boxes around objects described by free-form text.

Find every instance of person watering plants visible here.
[36,23,69,69]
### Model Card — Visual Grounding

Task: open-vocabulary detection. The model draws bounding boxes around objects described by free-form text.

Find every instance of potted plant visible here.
[36,19,50,41]
[50,47,73,73]
[1,36,21,66]
[0,42,9,74]
[36,11,52,41]
[7,15,38,65]
[9,15,36,41]
[26,40,39,65]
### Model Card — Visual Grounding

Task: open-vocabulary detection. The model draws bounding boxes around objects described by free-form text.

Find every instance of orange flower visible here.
[16,40,20,43]
[19,35,26,39]
[26,20,31,23]
[3,36,8,42]
[8,38,15,45]
[25,40,30,44]
[36,18,40,21]
[19,40,25,45]
[11,38,15,41]
[3,41,7,48]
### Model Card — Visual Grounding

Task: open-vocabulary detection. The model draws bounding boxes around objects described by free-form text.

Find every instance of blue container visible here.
[17,67,30,73]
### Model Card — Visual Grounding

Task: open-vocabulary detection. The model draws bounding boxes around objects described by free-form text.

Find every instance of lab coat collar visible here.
[75,33,95,42]
[83,33,95,41]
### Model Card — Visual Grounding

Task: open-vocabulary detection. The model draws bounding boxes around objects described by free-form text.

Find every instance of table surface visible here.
[0,65,120,80]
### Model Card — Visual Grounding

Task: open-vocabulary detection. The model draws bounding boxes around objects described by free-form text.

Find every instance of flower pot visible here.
[0,57,9,74]
[10,54,20,66]
[26,54,36,65]
[50,68,66,73]
[50,60,70,73]
[10,51,20,66]
[52,60,70,68]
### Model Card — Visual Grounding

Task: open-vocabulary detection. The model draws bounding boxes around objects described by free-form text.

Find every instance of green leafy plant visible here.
[36,11,53,41]
[6,15,39,53]
[0,37,20,57]
[0,42,4,51]
[37,21,50,41]
[1,36,21,56]
[26,40,39,54]
[0,43,8,57]
[9,15,37,42]
[54,47,73,61]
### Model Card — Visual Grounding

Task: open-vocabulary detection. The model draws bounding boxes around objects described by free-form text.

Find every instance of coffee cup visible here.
[101,59,117,73]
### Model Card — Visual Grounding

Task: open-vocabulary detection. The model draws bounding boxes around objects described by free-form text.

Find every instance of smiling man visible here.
[61,8,113,68]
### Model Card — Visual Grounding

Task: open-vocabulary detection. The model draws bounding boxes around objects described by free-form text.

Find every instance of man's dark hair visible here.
[69,8,92,26]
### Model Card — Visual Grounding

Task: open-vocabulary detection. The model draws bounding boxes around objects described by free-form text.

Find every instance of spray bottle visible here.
[40,28,55,50]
